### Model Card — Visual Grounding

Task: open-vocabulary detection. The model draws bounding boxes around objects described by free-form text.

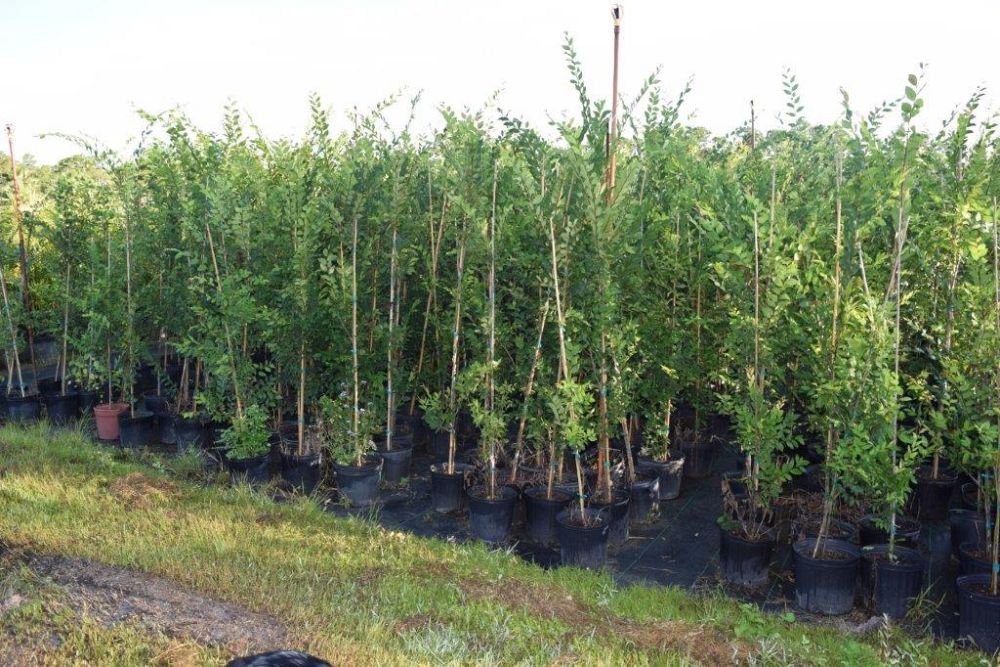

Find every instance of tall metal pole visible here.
[5,124,37,392]
[607,5,622,197]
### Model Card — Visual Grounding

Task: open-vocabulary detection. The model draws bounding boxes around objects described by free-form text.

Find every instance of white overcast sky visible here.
[5,0,999,164]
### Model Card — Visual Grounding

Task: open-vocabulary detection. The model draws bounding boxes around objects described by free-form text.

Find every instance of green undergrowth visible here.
[0,423,983,665]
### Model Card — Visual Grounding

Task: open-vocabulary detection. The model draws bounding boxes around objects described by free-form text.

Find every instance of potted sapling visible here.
[718,370,805,588]
[218,404,271,485]
[522,389,571,545]
[461,363,518,545]
[425,388,469,512]
[427,234,473,513]
[552,378,607,568]
[956,211,1000,654]
[857,418,927,619]
[638,400,685,501]
[324,393,381,508]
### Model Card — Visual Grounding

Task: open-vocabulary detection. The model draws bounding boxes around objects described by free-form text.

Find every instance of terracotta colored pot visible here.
[94,402,128,440]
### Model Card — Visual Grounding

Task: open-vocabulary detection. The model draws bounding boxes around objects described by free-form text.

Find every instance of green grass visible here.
[0,424,983,665]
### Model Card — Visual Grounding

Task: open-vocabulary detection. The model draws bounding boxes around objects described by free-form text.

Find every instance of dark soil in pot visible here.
[958,541,994,576]
[860,544,924,619]
[334,460,382,507]
[556,507,609,569]
[468,485,518,545]
[224,452,270,486]
[800,518,858,545]
[281,451,322,494]
[957,573,1000,654]
[637,456,684,500]
[793,538,861,615]
[628,474,659,525]
[858,514,920,548]
[119,409,158,448]
[523,487,571,545]
[590,489,630,546]
[719,527,774,588]
[950,509,987,557]
[430,463,472,513]
[680,440,714,479]
[912,465,956,522]
[42,392,79,426]
[377,438,414,484]
[5,394,41,425]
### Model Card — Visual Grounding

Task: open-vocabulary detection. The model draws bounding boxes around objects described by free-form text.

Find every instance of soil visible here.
[22,553,289,653]
[863,550,918,566]
[967,546,994,562]
[965,582,1000,597]
[808,548,853,561]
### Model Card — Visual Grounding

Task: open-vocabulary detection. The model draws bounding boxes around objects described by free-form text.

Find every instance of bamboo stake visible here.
[386,226,398,451]
[5,125,37,391]
[814,146,845,558]
[60,264,71,395]
[351,216,361,465]
[991,198,999,595]
[606,5,622,196]
[409,196,449,414]
[446,237,467,475]
[511,299,550,483]
[548,208,586,521]
[0,262,25,396]
[487,164,498,497]
[205,224,244,419]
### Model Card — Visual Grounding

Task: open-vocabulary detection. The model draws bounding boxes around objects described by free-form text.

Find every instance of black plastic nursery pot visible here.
[142,393,170,415]
[467,485,518,546]
[429,463,470,513]
[224,452,271,486]
[556,507,610,569]
[77,389,100,417]
[590,489,630,546]
[377,437,414,484]
[950,509,987,557]
[860,544,924,619]
[42,392,79,426]
[174,416,210,452]
[628,474,659,525]
[719,527,774,588]
[281,452,322,494]
[637,456,685,500]
[792,538,861,615]
[958,541,993,576]
[118,409,158,448]
[5,394,41,425]
[523,487,571,545]
[680,441,714,480]
[396,410,429,449]
[912,465,956,522]
[858,514,920,548]
[957,573,1000,654]
[334,460,382,507]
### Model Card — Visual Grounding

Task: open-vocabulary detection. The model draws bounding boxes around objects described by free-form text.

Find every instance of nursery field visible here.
[1,34,1000,662]
[0,424,982,665]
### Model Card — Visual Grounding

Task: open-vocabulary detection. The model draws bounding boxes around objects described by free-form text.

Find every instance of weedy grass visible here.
[0,424,981,665]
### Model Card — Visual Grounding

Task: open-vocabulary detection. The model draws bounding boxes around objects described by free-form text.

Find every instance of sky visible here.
[4,0,999,165]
